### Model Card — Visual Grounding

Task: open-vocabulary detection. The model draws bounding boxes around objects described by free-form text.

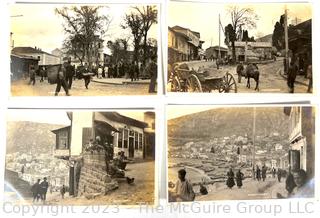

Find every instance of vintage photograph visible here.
[10,4,158,96]
[5,110,156,205]
[167,2,312,93]
[167,105,315,201]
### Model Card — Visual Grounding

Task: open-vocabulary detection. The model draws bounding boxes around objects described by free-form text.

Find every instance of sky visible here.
[6,110,148,124]
[167,105,223,120]
[169,2,312,49]
[10,3,158,54]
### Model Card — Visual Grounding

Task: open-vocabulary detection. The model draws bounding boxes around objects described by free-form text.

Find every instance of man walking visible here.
[31,179,41,203]
[28,65,36,85]
[55,61,70,96]
[65,59,75,89]
[287,58,298,93]
[40,177,49,203]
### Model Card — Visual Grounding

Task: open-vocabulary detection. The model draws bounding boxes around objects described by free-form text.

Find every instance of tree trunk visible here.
[232,40,236,64]
[143,33,147,66]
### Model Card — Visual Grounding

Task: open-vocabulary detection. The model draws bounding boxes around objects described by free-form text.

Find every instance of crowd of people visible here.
[26,55,158,96]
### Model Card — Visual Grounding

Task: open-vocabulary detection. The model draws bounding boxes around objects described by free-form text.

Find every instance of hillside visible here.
[168,107,289,141]
[6,121,65,154]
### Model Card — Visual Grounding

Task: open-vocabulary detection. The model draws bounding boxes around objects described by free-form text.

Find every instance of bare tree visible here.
[133,6,157,66]
[122,13,143,64]
[55,6,110,67]
[225,6,259,63]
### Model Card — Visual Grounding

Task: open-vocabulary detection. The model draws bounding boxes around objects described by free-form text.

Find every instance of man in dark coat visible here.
[287,59,298,93]
[31,179,41,203]
[65,59,75,89]
[261,165,267,181]
[146,55,157,93]
[226,168,235,189]
[40,177,49,203]
[29,65,36,85]
[277,168,282,182]
[55,62,70,96]
[256,166,261,181]
[236,169,244,188]
[81,63,92,89]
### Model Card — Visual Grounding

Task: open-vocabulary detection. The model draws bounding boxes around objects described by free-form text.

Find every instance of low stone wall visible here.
[78,151,118,197]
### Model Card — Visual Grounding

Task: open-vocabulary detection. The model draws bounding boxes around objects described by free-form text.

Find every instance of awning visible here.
[94,120,119,133]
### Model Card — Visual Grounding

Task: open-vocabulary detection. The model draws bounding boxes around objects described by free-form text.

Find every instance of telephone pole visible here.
[284,6,289,74]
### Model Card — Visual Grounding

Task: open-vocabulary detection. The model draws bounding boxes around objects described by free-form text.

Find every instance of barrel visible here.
[47,64,61,84]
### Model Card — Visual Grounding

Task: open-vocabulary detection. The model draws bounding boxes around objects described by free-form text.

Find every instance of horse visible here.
[242,63,260,91]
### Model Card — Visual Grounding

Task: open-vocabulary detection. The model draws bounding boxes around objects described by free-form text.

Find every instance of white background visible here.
[0,0,319,218]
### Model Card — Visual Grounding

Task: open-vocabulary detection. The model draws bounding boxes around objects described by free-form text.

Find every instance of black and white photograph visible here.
[167,105,315,201]
[5,109,156,205]
[167,2,312,93]
[10,3,158,96]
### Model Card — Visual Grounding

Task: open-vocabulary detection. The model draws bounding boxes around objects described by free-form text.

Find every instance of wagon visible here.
[170,63,237,93]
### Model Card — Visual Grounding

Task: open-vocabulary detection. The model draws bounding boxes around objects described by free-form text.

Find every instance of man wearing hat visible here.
[55,60,70,96]
[40,177,49,203]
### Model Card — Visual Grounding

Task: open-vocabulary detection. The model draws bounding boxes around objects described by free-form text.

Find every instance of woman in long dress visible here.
[226,168,235,189]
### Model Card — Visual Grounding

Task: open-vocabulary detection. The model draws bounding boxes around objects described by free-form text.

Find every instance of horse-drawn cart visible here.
[170,63,237,93]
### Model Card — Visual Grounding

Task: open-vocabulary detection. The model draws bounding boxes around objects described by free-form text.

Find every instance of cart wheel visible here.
[219,72,237,93]
[186,74,202,92]
[171,76,182,92]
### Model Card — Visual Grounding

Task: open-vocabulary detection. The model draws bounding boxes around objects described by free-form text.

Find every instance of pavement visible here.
[92,77,151,85]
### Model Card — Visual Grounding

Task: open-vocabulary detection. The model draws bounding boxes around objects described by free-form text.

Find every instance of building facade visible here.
[12,47,61,66]
[229,41,273,62]
[168,26,204,64]
[205,46,228,60]
[284,106,315,180]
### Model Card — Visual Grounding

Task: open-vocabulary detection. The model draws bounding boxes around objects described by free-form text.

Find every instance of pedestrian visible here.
[261,165,267,181]
[39,177,49,203]
[81,63,92,89]
[307,64,312,93]
[287,58,298,93]
[31,179,41,203]
[60,185,66,199]
[277,168,282,182]
[145,55,157,93]
[65,59,75,89]
[103,65,108,78]
[226,168,235,189]
[285,169,296,197]
[97,65,103,79]
[271,167,276,178]
[40,66,45,82]
[28,65,36,85]
[252,166,256,180]
[55,62,70,96]
[129,62,135,82]
[236,62,244,83]
[256,166,261,181]
[236,169,244,188]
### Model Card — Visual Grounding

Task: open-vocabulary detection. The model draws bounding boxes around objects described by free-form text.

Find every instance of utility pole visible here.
[284,6,289,74]
[252,107,256,171]
[218,14,221,63]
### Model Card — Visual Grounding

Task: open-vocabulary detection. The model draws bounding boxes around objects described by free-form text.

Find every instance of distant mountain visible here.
[6,121,65,154]
[168,107,289,140]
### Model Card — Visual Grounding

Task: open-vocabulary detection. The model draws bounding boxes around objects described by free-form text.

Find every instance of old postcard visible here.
[10,3,158,96]
[167,105,315,201]
[167,2,312,93]
[5,110,156,205]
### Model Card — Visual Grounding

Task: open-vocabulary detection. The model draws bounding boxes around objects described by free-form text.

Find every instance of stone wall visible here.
[78,151,118,197]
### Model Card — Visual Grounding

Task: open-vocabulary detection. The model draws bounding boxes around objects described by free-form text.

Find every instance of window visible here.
[139,133,143,150]
[123,129,128,148]
[118,128,123,148]
[134,132,138,150]
[57,130,68,149]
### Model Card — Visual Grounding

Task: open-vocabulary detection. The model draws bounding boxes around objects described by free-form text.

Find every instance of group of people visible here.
[252,165,268,181]
[226,168,245,189]
[30,177,49,203]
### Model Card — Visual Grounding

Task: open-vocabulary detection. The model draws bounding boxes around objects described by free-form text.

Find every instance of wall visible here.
[70,112,94,156]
